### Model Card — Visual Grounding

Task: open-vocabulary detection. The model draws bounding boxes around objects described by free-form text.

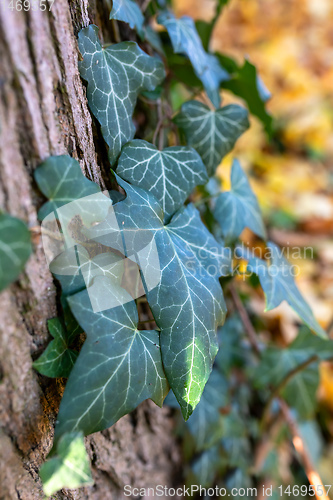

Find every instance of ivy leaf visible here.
[221,412,252,469]
[220,59,273,135]
[283,365,319,418]
[40,432,93,496]
[143,26,165,56]
[186,369,228,451]
[225,469,253,499]
[116,139,208,222]
[34,155,104,221]
[174,101,249,176]
[214,159,266,242]
[78,25,165,164]
[244,242,326,338]
[252,328,333,417]
[109,0,144,35]
[254,328,333,389]
[157,12,228,107]
[87,176,227,419]
[0,213,32,291]
[216,314,247,375]
[53,279,168,441]
[191,445,223,487]
[33,318,78,378]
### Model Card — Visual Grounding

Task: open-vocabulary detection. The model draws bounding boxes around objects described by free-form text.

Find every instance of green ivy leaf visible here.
[34,155,103,221]
[195,20,213,52]
[142,25,165,56]
[109,0,144,34]
[165,49,202,91]
[87,176,228,419]
[191,445,223,487]
[40,432,93,496]
[116,139,208,221]
[221,412,252,469]
[220,59,273,135]
[214,159,266,242]
[225,468,253,499]
[215,314,247,375]
[174,101,249,176]
[157,12,228,107]
[254,328,333,389]
[283,365,319,419]
[186,369,228,451]
[78,25,165,164]
[0,213,32,291]
[253,328,333,417]
[33,318,78,378]
[53,280,168,441]
[244,242,326,338]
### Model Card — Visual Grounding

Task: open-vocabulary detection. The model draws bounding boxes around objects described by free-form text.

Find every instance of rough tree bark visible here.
[0,1,180,498]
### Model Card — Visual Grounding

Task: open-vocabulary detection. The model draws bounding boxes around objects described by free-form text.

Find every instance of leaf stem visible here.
[279,398,330,500]
[141,0,151,13]
[153,98,165,150]
[111,20,121,43]
[193,193,219,207]
[229,283,261,355]
[260,354,319,428]
[207,0,225,50]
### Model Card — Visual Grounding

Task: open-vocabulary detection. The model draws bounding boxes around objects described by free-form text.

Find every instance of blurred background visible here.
[175,0,333,388]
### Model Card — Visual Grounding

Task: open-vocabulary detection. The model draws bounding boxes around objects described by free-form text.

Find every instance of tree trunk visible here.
[0,2,180,498]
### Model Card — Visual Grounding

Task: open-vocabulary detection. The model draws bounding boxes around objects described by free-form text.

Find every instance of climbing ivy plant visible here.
[0,0,326,496]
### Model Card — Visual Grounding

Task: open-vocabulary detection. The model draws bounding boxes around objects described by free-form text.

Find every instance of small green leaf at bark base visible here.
[174,100,249,176]
[33,318,78,378]
[214,159,266,242]
[116,139,208,222]
[0,213,32,292]
[40,432,93,496]
[78,25,165,165]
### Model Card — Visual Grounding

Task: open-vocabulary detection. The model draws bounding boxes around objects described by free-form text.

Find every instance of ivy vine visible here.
[0,0,328,496]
